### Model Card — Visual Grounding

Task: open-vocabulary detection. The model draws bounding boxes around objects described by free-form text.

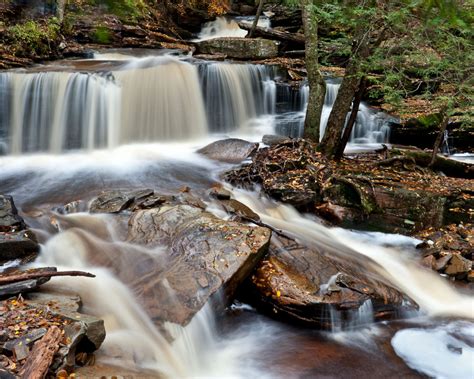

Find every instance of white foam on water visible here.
[392,321,474,379]
[0,259,21,273]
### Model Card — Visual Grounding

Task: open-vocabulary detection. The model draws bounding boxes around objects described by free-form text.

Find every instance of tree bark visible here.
[56,0,65,23]
[334,77,366,160]
[249,0,265,38]
[19,326,62,379]
[302,0,325,142]
[320,22,388,159]
[429,111,449,167]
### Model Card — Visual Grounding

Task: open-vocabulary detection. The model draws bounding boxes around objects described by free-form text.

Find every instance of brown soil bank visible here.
[225,138,474,235]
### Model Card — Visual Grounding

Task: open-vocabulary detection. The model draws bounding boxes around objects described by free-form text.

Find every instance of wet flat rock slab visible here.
[87,190,272,327]
[247,235,408,329]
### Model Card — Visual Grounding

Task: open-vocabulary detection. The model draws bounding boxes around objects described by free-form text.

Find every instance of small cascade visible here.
[194,16,271,41]
[289,81,392,144]
[0,73,10,154]
[274,80,339,139]
[319,80,340,139]
[350,103,391,144]
[321,299,375,332]
[199,63,276,132]
[232,188,474,320]
[441,129,451,155]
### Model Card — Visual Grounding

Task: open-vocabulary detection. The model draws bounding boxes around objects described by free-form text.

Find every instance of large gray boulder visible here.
[196,37,279,59]
[197,138,259,163]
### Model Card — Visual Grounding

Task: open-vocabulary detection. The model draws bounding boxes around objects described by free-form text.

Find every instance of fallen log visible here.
[237,22,305,45]
[0,270,95,285]
[376,155,416,168]
[18,326,62,379]
[392,149,474,179]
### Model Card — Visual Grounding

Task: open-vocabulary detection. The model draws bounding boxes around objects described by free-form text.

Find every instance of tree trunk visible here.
[56,0,65,23]
[302,0,325,142]
[320,24,384,159]
[334,77,366,160]
[429,111,449,167]
[249,0,265,38]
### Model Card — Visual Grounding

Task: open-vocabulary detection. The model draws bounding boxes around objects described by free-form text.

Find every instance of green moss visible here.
[92,26,112,44]
[417,113,443,128]
[7,18,60,57]
[93,0,144,21]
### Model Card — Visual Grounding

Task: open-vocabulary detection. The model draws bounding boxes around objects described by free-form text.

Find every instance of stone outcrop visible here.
[244,235,409,329]
[225,138,474,234]
[197,138,259,163]
[0,195,25,232]
[0,195,39,263]
[196,37,279,59]
[390,118,474,152]
[417,223,473,281]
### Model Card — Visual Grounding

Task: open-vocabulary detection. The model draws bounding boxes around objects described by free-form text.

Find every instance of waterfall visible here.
[0,57,278,154]
[194,16,271,41]
[115,57,208,142]
[293,81,392,144]
[350,103,391,144]
[0,73,10,155]
[319,80,340,139]
[0,71,118,154]
[199,63,275,132]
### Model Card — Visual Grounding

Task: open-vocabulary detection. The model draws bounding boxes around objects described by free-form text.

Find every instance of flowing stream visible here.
[0,50,472,378]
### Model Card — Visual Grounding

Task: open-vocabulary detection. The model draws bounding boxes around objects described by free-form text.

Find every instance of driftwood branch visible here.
[19,326,62,379]
[0,270,95,285]
[239,215,295,240]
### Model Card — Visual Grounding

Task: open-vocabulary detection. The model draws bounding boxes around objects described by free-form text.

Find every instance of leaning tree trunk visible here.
[302,0,325,142]
[334,77,366,160]
[249,0,265,38]
[319,23,384,159]
[429,110,449,167]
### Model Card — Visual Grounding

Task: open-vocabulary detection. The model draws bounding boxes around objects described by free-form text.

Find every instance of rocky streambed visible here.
[1,137,472,378]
